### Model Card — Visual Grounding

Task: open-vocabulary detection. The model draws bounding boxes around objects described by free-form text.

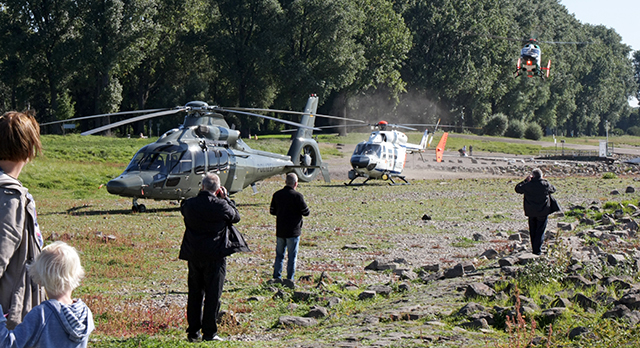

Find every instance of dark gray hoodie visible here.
[0,299,94,347]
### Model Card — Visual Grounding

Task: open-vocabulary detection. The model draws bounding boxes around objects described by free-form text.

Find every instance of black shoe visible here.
[187,332,201,342]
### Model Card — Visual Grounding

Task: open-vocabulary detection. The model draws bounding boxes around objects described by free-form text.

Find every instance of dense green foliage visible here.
[505,119,525,138]
[524,122,543,140]
[483,113,508,136]
[0,0,638,137]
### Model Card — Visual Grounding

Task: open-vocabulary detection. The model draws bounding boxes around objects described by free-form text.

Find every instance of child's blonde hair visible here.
[28,242,85,297]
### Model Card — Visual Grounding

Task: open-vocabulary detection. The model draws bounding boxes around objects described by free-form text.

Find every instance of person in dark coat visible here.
[179,173,240,342]
[270,173,310,283]
[515,168,557,255]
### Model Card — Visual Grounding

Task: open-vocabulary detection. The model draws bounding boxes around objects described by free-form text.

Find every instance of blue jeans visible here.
[273,236,300,280]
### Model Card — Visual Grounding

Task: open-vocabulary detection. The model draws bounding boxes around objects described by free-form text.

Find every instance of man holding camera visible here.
[515,168,557,255]
[179,173,240,342]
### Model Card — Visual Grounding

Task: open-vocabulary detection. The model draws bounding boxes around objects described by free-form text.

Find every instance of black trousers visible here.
[186,258,226,338]
[528,216,548,255]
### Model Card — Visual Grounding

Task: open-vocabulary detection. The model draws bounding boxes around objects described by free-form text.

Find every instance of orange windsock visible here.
[435,132,448,163]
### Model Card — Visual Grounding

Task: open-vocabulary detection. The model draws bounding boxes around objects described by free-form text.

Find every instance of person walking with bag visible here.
[515,168,557,255]
[179,173,240,342]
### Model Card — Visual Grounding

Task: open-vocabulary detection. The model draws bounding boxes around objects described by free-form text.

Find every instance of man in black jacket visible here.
[515,168,557,255]
[270,173,310,284]
[179,173,240,342]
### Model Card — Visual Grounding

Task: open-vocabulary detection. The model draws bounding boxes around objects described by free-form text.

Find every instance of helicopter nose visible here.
[350,156,370,169]
[107,175,144,195]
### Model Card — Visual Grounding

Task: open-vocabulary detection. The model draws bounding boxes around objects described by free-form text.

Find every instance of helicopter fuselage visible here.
[348,130,409,182]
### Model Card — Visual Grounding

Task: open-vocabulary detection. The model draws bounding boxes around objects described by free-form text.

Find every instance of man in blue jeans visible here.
[270,173,310,286]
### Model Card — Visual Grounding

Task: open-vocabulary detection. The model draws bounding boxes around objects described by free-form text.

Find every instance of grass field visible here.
[13,134,640,347]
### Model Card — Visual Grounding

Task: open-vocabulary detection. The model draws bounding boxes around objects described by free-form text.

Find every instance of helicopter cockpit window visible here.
[125,145,187,176]
[354,143,381,157]
[171,150,192,175]
[194,150,206,175]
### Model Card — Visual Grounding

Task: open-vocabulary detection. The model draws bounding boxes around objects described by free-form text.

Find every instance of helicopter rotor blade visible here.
[81,108,186,135]
[217,108,321,131]
[226,107,366,124]
[537,40,592,45]
[40,108,169,126]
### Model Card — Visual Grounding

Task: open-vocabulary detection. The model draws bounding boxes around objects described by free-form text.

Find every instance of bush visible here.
[627,126,640,136]
[505,120,525,138]
[483,113,508,136]
[524,122,543,140]
[611,128,625,136]
[602,172,617,179]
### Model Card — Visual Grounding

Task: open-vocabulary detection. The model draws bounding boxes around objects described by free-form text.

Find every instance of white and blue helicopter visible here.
[346,121,432,185]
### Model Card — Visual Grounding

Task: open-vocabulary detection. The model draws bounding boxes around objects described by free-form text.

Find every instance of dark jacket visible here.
[515,177,557,217]
[179,190,240,261]
[270,186,310,238]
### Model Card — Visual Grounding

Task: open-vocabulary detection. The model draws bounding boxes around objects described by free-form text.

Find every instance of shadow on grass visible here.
[40,206,182,216]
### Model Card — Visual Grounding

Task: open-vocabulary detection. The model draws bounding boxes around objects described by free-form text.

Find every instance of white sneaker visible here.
[204,335,224,341]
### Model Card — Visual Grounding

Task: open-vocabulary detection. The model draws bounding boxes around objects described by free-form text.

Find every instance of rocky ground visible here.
[142,140,640,347]
[206,142,640,347]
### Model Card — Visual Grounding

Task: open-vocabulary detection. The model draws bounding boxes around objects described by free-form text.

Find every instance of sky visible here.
[559,0,639,52]
[559,0,638,106]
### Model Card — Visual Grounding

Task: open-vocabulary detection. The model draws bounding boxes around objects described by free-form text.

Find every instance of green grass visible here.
[14,133,640,347]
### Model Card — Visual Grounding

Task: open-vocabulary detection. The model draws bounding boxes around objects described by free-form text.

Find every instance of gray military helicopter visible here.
[45,95,359,212]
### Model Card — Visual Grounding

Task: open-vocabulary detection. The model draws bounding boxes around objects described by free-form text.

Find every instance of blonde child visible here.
[0,241,94,347]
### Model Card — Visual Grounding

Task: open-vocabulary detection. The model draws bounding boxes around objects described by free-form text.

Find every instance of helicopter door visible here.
[207,149,230,187]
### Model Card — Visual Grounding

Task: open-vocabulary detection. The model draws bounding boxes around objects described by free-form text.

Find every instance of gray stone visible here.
[459,318,489,330]
[456,302,486,317]
[278,316,317,327]
[398,282,410,292]
[508,233,522,242]
[499,256,518,267]
[563,275,595,289]
[573,293,598,310]
[540,307,566,321]
[326,297,342,308]
[517,252,540,265]
[421,263,440,272]
[305,306,328,318]
[464,283,496,300]
[619,290,640,309]
[550,297,572,308]
[292,290,314,302]
[472,233,487,241]
[480,248,499,260]
[626,186,635,193]
[602,304,630,319]
[393,268,417,280]
[607,253,627,266]
[358,290,376,300]
[568,326,592,340]
[367,285,392,295]
[557,222,576,231]
[444,264,465,278]
[469,311,495,325]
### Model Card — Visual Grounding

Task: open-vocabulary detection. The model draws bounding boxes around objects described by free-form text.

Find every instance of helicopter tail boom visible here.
[287,96,330,183]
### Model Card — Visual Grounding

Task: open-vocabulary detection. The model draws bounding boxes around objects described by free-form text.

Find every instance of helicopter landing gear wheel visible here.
[381,172,390,181]
[132,198,146,213]
[294,143,320,182]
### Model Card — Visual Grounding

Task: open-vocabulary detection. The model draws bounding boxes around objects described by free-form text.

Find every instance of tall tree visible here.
[0,0,80,123]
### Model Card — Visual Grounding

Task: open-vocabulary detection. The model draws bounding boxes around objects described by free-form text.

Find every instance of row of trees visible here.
[0,0,638,137]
